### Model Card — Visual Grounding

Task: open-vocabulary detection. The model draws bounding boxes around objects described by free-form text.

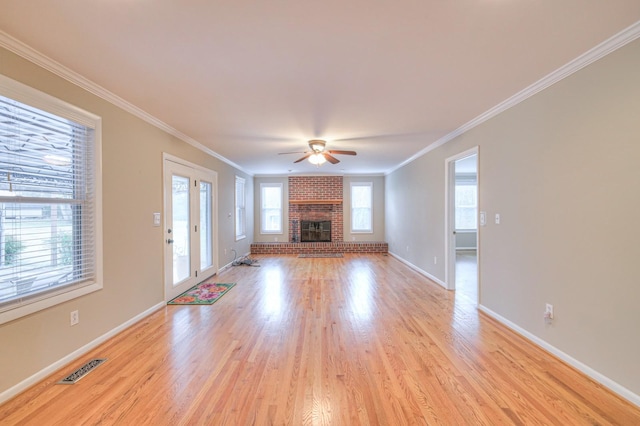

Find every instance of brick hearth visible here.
[250,241,388,255]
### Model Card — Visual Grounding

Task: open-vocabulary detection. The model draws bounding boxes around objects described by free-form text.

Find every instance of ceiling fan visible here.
[279,139,357,165]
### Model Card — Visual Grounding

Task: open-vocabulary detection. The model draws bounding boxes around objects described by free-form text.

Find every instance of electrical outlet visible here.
[433,256,437,264]
[70,310,79,326]
[544,304,554,322]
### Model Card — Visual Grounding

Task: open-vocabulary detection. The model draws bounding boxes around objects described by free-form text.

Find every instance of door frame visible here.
[162,153,219,301]
[444,147,479,297]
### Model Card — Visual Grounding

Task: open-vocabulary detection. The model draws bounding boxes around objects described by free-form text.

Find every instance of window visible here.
[455,176,477,230]
[235,176,245,240]
[260,183,282,234]
[351,182,373,233]
[0,74,102,324]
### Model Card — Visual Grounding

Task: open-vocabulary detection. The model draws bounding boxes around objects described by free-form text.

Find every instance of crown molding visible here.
[386,20,640,175]
[0,31,252,176]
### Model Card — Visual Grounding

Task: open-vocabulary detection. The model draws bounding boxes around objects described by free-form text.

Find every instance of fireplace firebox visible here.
[300,220,331,242]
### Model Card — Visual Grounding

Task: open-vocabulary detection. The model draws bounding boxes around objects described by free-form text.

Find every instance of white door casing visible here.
[163,154,218,301]
[444,147,479,301]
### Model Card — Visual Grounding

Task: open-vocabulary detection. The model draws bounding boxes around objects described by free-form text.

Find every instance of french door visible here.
[163,156,217,301]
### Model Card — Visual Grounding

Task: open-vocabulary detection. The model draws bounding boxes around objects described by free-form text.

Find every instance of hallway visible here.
[456,249,477,302]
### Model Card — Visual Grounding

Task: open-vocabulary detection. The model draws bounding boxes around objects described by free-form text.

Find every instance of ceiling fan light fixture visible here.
[308,139,326,152]
[308,153,326,165]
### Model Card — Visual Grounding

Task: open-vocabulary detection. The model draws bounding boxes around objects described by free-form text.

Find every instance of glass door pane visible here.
[199,180,213,270]
[172,175,190,285]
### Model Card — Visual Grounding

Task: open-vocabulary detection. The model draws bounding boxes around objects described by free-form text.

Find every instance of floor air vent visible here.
[57,358,107,384]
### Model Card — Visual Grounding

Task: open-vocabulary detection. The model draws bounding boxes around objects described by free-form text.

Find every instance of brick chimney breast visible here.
[289,176,343,242]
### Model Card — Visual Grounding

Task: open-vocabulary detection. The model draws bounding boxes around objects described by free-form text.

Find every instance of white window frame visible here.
[260,183,283,234]
[0,74,103,325]
[350,182,373,233]
[235,176,246,240]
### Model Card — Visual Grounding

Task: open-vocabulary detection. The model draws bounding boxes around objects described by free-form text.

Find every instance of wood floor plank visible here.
[1,254,639,425]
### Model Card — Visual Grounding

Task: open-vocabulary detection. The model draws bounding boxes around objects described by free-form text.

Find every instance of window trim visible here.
[350,181,373,234]
[260,182,283,235]
[0,73,103,325]
[234,176,246,241]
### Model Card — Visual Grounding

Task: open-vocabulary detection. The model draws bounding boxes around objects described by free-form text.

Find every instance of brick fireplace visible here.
[250,175,388,255]
[288,176,343,242]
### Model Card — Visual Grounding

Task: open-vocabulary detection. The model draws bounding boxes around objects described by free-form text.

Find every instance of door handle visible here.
[167,239,174,244]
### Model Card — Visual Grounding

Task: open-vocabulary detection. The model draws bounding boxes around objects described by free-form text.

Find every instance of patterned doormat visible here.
[168,281,236,305]
[298,253,344,258]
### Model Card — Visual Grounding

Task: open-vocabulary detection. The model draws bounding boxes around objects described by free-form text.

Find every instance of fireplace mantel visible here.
[289,199,342,205]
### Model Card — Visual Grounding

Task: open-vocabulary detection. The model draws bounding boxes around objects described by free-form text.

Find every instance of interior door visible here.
[164,158,217,301]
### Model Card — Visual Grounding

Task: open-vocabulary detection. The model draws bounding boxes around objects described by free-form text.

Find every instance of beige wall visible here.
[343,175,385,242]
[0,47,253,395]
[455,231,476,249]
[386,39,640,396]
[253,176,289,242]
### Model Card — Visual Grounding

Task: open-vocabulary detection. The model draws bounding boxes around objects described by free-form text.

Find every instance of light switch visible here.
[153,212,161,226]
[479,211,486,226]
[495,213,501,225]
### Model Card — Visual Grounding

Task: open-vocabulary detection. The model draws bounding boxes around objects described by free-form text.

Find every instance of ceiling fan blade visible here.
[278,151,308,155]
[324,153,340,164]
[327,150,357,156]
[293,153,313,163]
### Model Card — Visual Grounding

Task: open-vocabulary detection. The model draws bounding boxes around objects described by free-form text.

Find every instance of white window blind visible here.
[0,81,100,319]
[261,183,282,233]
[235,176,245,240]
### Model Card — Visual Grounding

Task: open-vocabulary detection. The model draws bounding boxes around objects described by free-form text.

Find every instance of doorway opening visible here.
[445,149,479,304]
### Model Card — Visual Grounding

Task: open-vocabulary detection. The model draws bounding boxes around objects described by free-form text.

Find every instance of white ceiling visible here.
[1,2,639,175]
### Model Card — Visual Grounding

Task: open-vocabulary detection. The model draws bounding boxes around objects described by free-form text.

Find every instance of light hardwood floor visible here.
[456,250,477,302]
[1,254,639,425]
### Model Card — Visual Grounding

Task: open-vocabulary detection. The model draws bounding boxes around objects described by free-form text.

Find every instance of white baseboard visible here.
[218,261,233,273]
[388,251,447,289]
[218,250,253,274]
[478,304,640,408]
[0,302,165,405]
